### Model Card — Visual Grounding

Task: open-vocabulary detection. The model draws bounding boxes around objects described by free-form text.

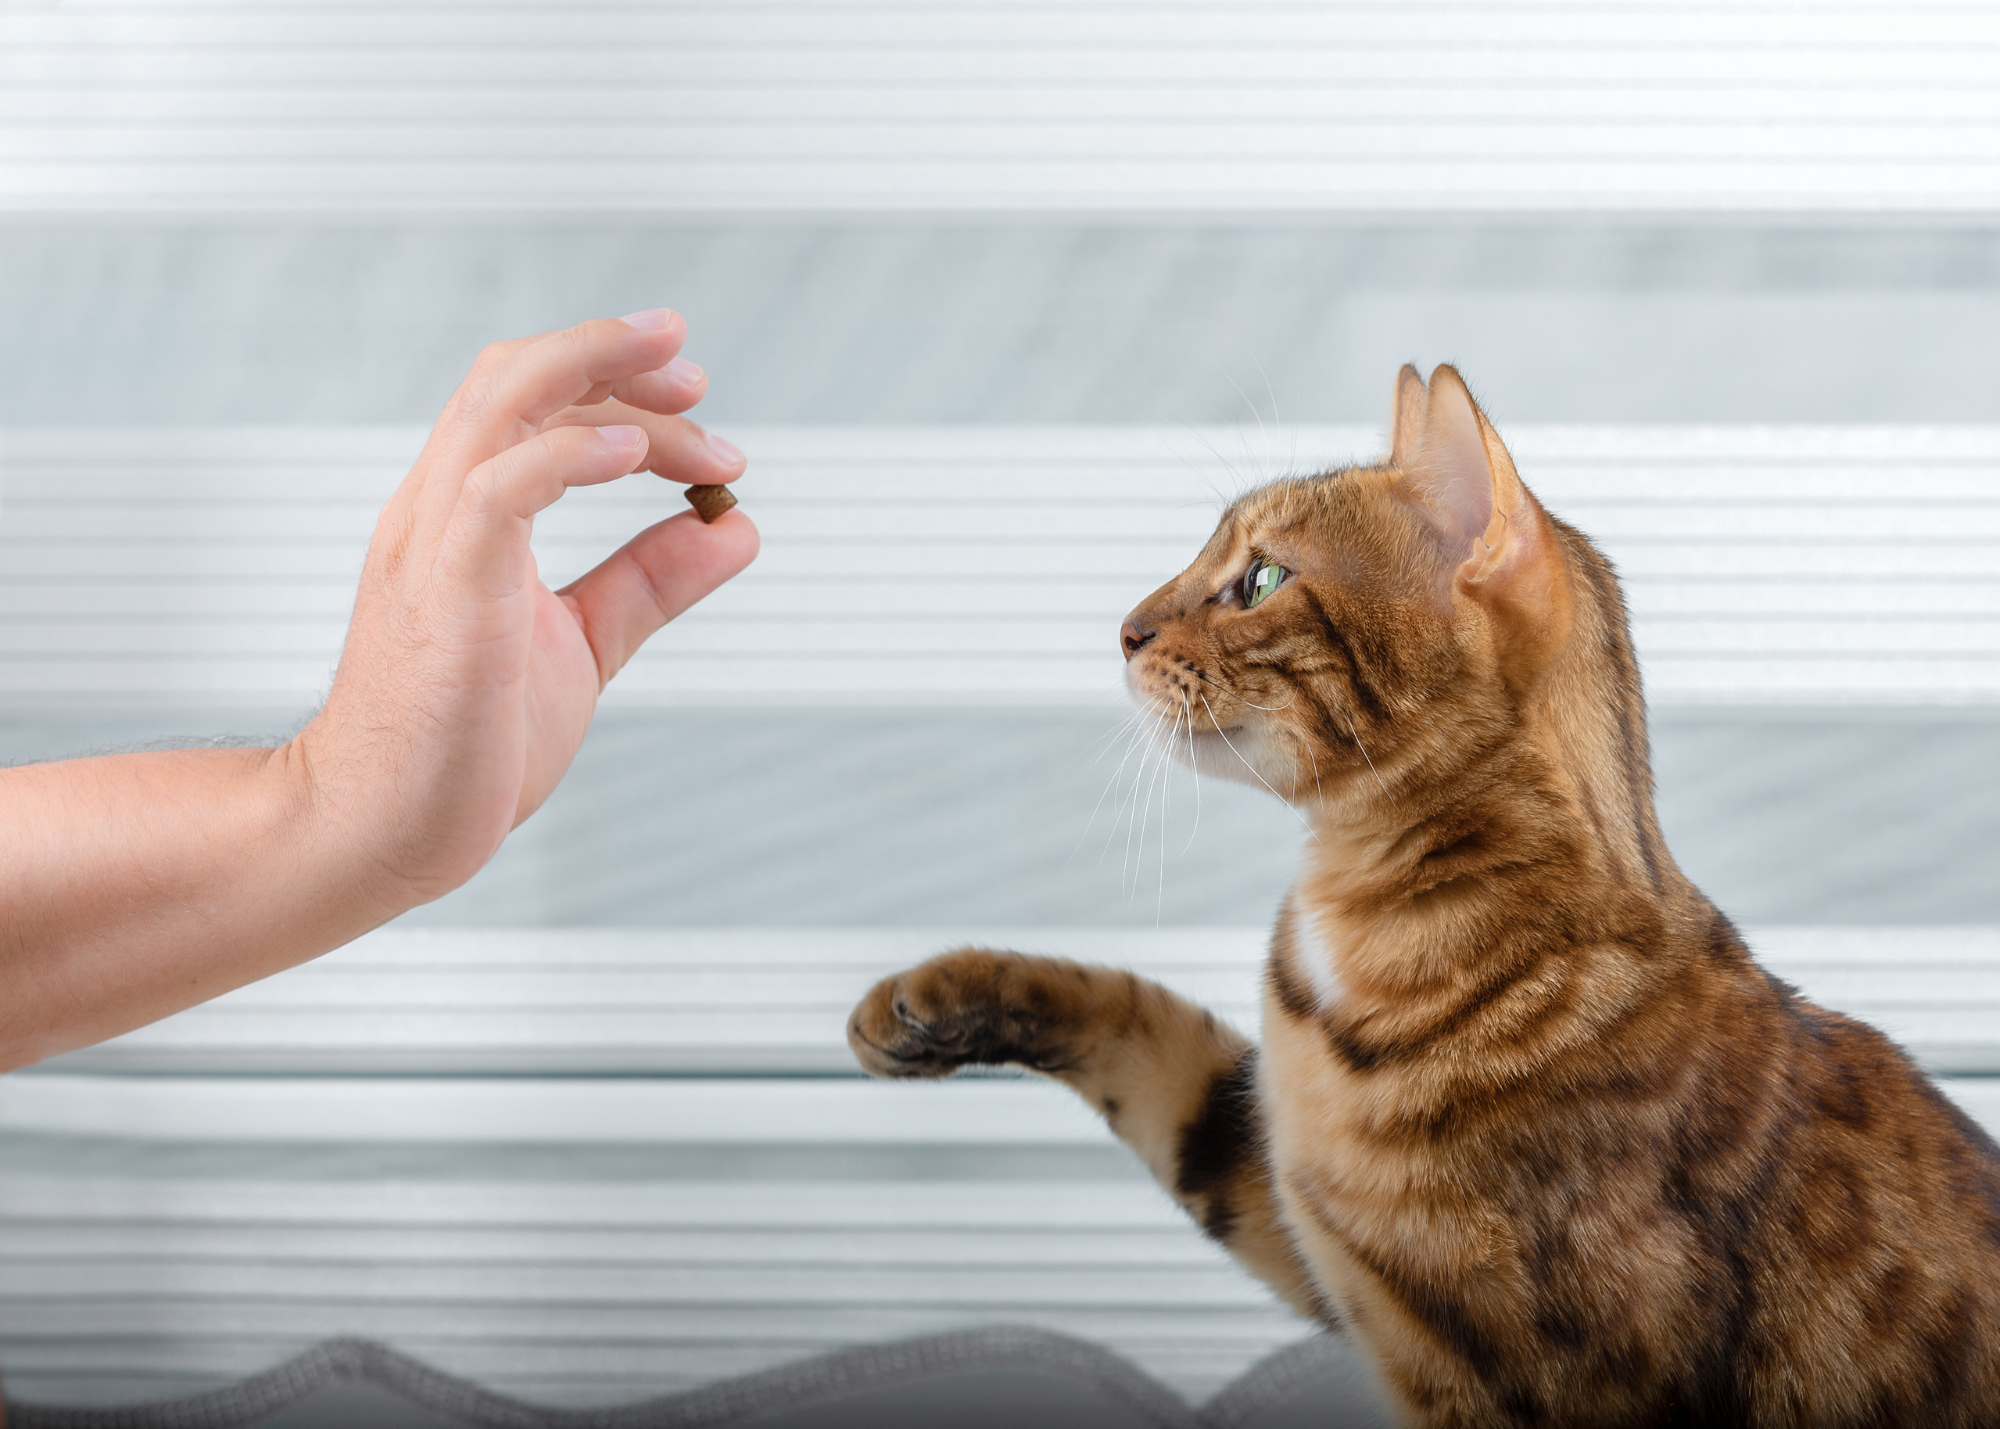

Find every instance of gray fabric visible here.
[7,1330,1392,1429]
[2,220,1998,430]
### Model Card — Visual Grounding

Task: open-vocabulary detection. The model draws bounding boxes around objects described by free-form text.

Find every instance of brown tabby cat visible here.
[848,366,2000,1427]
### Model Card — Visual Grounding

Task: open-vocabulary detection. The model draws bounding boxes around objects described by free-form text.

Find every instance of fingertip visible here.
[620,308,682,333]
[704,430,746,475]
[675,504,760,569]
[597,310,687,368]
[608,358,707,418]
[718,507,760,565]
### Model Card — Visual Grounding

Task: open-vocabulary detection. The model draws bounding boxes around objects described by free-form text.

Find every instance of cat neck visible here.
[1286,693,1690,995]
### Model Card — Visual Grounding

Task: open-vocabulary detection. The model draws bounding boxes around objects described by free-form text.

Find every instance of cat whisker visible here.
[1301,733,1326,808]
[1222,367,1272,492]
[1162,430,1235,511]
[1077,707,1149,769]
[1189,664,1294,713]
[1132,700,1176,900]
[1061,710,1144,789]
[1180,695,1204,856]
[1152,703,1177,923]
[1075,704,1157,866]
[1246,349,1295,497]
[1118,697,1175,888]
[1183,425,1259,504]
[1199,693,1318,841]
[1346,712,1395,803]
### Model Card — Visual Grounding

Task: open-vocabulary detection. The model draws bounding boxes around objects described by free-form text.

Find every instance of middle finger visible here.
[540,400,746,486]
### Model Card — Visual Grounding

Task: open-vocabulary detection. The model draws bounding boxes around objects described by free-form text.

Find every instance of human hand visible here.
[296,310,756,908]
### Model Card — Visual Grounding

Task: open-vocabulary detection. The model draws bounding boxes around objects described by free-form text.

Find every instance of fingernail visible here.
[705,431,745,466]
[620,308,677,330]
[668,356,706,385]
[598,424,646,449]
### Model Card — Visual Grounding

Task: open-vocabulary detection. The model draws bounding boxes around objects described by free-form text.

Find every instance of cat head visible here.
[1123,364,1611,809]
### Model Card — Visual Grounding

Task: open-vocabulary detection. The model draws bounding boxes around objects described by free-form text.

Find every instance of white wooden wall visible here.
[4,424,1995,708]
[3,0,1997,1414]
[21,924,1998,1079]
[3,0,1998,213]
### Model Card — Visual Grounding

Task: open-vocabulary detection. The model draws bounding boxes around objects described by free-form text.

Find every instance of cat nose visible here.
[1121,620,1156,661]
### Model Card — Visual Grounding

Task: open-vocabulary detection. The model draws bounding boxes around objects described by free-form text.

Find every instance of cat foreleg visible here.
[848,948,1327,1322]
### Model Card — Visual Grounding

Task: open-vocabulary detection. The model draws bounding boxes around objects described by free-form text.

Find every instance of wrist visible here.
[265,727,437,932]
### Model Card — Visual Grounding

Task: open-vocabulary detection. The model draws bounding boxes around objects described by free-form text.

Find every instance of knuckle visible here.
[449,372,499,426]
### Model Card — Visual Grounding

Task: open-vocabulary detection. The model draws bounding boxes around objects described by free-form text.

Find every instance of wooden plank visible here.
[0,1074,1121,1144]
[3,425,1994,708]
[1,3,1997,214]
[37,925,2000,1077]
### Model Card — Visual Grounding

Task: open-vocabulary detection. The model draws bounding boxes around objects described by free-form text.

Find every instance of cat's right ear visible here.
[1403,366,1575,689]
[1388,364,1428,468]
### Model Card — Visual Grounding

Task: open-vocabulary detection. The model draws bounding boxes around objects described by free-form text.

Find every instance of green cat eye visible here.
[1244,559,1287,608]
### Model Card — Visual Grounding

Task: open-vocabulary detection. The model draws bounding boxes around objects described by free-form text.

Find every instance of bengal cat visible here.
[848,366,2000,1427]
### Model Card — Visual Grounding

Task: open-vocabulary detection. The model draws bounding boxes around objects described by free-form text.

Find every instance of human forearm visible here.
[0,312,754,1071]
[0,740,407,1070]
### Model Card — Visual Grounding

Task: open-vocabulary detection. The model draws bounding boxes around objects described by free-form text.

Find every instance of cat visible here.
[847,366,2000,1428]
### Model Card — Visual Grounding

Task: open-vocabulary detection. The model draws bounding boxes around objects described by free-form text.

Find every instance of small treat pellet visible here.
[685,484,738,524]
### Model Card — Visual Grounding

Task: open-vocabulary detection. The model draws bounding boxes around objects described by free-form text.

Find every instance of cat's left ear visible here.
[1403,366,1574,684]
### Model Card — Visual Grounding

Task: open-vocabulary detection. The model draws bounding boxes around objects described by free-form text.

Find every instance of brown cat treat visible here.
[684,483,737,523]
[850,365,2000,1427]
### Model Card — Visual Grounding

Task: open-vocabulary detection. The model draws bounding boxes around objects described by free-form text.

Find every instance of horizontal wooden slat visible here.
[0,1223,1226,1267]
[4,925,1993,1412]
[0,1075,1114,1143]
[6,616,1999,659]
[39,925,2000,1077]
[3,424,1995,708]
[0,1173,1186,1230]
[1,2,1996,214]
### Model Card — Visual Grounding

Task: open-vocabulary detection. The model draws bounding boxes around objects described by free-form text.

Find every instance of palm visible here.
[520,579,606,820]
[308,313,755,906]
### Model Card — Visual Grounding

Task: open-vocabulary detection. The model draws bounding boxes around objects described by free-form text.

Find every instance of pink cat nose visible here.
[1121,620,1156,661]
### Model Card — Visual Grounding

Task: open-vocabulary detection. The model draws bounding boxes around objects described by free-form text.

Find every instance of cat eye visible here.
[1243,559,1287,608]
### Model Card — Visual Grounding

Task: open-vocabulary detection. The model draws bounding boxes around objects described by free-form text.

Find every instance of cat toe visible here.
[847,973,963,1078]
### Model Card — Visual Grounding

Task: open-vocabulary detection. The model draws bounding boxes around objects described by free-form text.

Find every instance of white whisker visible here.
[1065,707,1147,776]
[1132,703,1175,898]
[1199,693,1318,841]
[1074,706,1155,865]
[1184,426,1258,504]
[1154,704,1174,923]
[1347,712,1394,802]
[1180,697,1204,855]
[1302,733,1326,807]
[1120,703,1171,888]
[1162,429,1235,510]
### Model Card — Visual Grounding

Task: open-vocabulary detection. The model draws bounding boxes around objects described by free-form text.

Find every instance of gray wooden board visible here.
[34,926,2000,1076]
[0,1135,1313,1408]
[3,425,1996,708]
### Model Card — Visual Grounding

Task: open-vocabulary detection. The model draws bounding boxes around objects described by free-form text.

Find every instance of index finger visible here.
[413,310,688,539]
[431,311,685,458]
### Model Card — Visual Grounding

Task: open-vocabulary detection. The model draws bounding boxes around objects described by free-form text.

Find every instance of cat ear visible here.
[1405,366,1573,679]
[1404,364,1494,554]
[1387,363,1429,468]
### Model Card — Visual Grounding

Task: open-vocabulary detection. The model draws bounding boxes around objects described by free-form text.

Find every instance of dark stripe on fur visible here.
[1302,588,1391,725]
[1176,1051,1261,1243]
[1305,1199,1505,1384]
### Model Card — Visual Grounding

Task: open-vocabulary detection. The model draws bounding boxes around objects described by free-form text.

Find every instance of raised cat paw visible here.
[847,949,1073,1079]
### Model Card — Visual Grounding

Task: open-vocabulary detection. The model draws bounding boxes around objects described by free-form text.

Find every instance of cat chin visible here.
[1176,722,1299,799]
[1124,676,1302,798]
